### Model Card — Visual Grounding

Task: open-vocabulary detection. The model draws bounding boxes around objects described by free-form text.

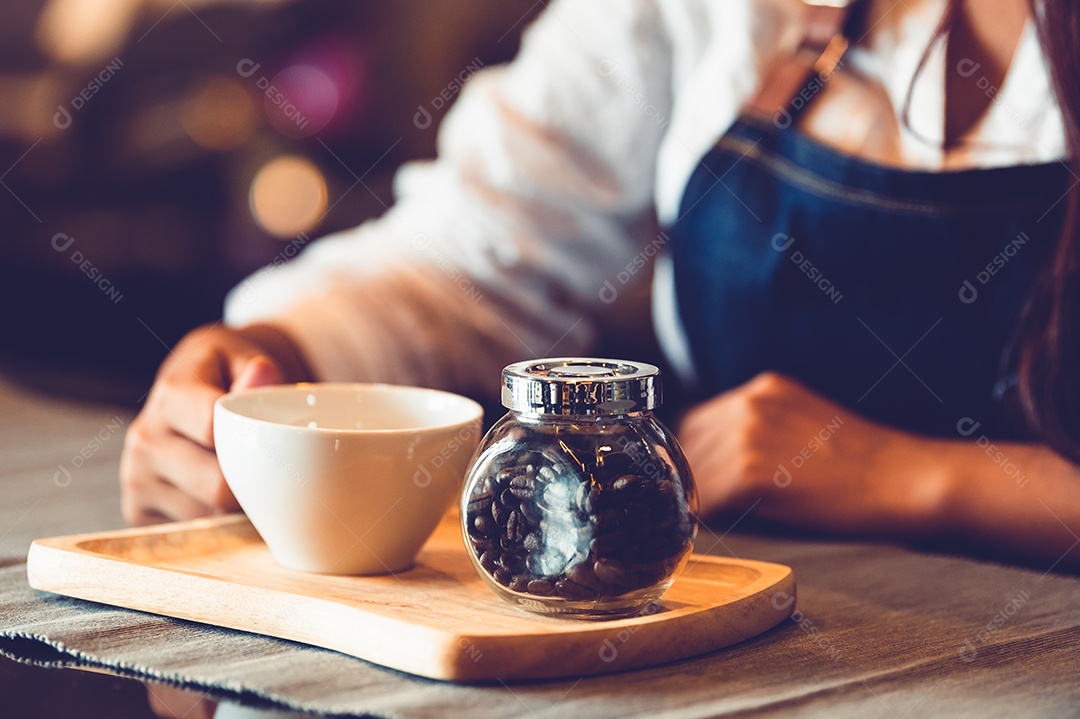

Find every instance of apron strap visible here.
[744,0,857,128]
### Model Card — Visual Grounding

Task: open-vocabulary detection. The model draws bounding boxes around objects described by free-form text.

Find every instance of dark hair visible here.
[900,0,1080,459]
[1019,2,1080,461]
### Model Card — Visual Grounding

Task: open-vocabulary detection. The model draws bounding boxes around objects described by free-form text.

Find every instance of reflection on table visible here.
[147,680,315,719]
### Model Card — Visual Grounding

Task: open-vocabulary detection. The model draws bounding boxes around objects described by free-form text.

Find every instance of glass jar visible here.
[461,358,698,618]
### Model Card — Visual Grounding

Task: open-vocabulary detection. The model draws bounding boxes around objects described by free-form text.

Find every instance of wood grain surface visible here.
[26,513,795,682]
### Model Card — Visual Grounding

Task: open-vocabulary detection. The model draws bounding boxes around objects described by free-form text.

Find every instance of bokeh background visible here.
[0,0,542,404]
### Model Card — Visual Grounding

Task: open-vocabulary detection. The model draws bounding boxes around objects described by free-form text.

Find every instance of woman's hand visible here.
[678,372,946,538]
[119,323,311,526]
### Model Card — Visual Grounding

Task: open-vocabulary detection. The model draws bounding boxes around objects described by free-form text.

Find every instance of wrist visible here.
[874,431,958,539]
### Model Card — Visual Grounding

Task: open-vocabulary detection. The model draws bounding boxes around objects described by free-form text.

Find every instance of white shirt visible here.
[225,0,1065,398]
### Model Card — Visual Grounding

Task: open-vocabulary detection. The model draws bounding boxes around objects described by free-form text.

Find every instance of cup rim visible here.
[214,382,484,434]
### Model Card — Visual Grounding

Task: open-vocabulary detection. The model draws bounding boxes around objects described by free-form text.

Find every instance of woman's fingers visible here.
[130,479,218,526]
[120,447,217,526]
[120,323,303,526]
[121,417,239,524]
[148,430,239,513]
[149,346,232,449]
[231,354,285,391]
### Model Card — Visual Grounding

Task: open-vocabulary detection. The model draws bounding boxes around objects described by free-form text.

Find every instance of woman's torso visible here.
[657,0,1068,437]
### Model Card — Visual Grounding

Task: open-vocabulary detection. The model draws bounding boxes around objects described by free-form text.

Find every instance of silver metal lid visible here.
[502,358,661,415]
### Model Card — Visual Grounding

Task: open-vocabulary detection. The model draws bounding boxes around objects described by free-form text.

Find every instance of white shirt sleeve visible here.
[224,0,1064,399]
[224,0,677,399]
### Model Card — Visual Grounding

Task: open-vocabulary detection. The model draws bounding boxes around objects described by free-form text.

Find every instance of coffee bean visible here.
[505,511,524,542]
[628,564,666,588]
[478,550,499,572]
[654,475,674,490]
[593,558,630,586]
[499,488,519,509]
[467,491,493,515]
[464,424,695,606]
[519,500,544,523]
[509,474,537,500]
[473,513,497,537]
[590,530,630,556]
[618,538,642,559]
[591,509,623,530]
[525,553,544,574]
[470,485,494,499]
[574,481,593,513]
[613,474,647,496]
[566,560,597,586]
[651,492,678,520]
[588,487,616,513]
[598,451,636,477]
[641,538,684,563]
[491,500,510,526]
[555,579,597,600]
[500,551,526,574]
[651,513,676,531]
[470,537,495,554]
[625,501,651,526]
[466,518,486,540]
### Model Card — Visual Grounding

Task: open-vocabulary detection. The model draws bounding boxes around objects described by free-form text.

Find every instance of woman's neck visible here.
[943,0,1030,147]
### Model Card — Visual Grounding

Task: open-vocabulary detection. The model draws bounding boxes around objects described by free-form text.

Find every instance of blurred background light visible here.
[0,0,541,402]
[249,155,327,238]
[264,63,338,138]
[36,0,138,65]
[0,75,65,142]
[182,76,256,151]
[263,37,370,139]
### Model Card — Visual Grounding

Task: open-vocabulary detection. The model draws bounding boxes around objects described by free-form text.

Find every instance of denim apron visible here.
[669,113,1068,439]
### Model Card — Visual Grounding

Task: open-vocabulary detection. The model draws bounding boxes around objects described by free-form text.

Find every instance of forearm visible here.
[678,373,1080,571]
[919,438,1080,570]
[222,1,674,393]
[230,258,593,399]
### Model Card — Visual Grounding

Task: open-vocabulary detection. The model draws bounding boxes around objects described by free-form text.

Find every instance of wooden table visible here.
[3,374,1080,718]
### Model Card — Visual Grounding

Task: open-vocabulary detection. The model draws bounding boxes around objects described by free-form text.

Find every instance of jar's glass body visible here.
[461,410,697,618]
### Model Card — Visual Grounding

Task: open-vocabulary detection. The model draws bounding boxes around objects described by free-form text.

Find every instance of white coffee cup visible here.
[214,383,483,575]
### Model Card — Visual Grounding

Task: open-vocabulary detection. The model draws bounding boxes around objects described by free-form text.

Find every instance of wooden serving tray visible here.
[26,514,795,682]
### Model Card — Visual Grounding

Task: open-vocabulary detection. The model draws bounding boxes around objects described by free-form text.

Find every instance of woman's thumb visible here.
[231,355,285,391]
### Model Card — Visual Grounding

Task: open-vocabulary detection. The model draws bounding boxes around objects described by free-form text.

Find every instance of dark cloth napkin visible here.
[4,528,1080,718]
